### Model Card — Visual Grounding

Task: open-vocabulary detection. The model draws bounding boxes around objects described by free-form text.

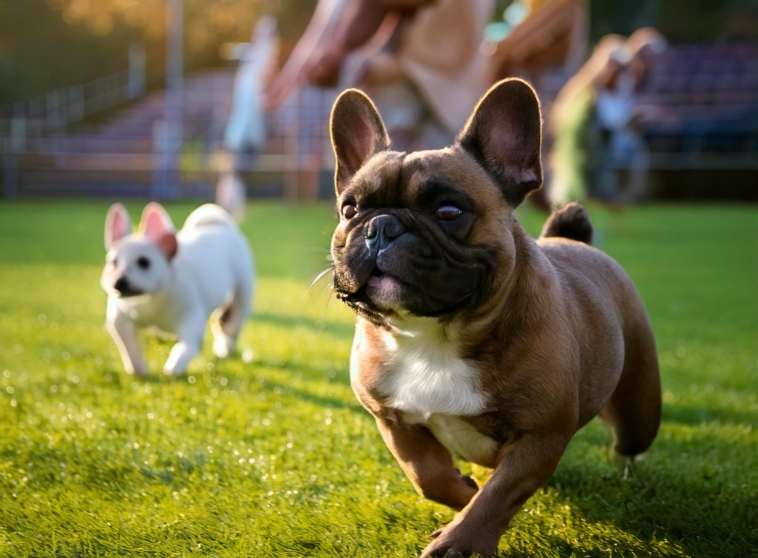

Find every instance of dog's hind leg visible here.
[211,283,252,359]
[599,316,662,458]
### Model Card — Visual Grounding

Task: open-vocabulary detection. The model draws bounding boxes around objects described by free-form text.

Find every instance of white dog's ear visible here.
[139,203,178,259]
[105,203,132,250]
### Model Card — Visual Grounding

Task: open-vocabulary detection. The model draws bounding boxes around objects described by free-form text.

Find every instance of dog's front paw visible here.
[421,525,498,558]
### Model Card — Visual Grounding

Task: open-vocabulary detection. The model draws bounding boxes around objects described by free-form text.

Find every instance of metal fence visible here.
[0,67,337,201]
[1,44,757,201]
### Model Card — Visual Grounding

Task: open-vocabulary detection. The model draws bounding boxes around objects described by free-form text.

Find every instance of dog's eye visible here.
[342,204,357,220]
[137,257,151,270]
[436,205,462,221]
[110,257,118,267]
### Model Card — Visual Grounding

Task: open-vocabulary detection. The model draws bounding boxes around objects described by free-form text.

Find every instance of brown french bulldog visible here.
[329,79,661,557]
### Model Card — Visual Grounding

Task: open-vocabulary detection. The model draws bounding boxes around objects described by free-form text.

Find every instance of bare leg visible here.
[106,302,147,377]
[376,417,479,511]
[421,433,568,557]
[215,171,246,223]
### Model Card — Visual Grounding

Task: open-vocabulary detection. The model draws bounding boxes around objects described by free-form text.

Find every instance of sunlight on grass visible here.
[0,201,756,557]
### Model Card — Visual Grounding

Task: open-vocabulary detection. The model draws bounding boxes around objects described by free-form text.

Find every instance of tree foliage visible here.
[0,0,315,104]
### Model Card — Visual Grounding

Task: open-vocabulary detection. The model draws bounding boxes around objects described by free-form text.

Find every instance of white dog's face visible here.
[101,238,172,297]
[101,203,178,298]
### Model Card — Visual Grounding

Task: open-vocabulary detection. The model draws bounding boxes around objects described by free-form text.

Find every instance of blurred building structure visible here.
[1,42,757,202]
[634,44,758,200]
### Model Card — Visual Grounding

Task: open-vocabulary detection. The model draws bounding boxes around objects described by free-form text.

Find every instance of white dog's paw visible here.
[162,365,185,377]
[212,335,235,359]
[126,367,148,378]
[122,361,148,377]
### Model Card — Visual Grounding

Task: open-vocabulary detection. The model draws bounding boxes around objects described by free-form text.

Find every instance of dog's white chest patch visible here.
[376,320,499,465]
[378,320,486,419]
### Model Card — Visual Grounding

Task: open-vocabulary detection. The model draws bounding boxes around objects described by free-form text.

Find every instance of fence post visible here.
[59,88,69,129]
[152,120,167,199]
[129,42,147,100]
[163,0,184,200]
[68,85,85,123]
[11,102,26,153]
[4,102,25,198]
[2,152,19,199]
[46,90,60,132]
[283,91,300,202]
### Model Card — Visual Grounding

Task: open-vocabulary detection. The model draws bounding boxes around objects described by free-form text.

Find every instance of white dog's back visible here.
[176,205,254,314]
[183,203,239,231]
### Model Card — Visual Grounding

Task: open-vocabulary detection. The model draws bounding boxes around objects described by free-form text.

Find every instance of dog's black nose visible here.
[365,215,406,251]
[114,276,130,293]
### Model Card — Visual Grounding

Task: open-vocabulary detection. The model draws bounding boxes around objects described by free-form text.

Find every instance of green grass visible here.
[0,201,756,557]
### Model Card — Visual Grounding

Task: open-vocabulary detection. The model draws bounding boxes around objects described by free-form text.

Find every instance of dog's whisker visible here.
[318,279,334,297]
[297,265,332,279]
[305,266,335,294]
[323,285,335,313]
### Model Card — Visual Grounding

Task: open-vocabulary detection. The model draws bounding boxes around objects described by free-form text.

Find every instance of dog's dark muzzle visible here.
[333,209,494,323]
[364,214,407,253]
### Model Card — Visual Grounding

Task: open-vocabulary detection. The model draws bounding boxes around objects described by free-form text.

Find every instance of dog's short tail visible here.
[539,202,593,245]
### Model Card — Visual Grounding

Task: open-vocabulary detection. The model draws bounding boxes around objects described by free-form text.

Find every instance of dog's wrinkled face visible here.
[329,79,543,325]
[331,150,501,321]
[100,203,178,299]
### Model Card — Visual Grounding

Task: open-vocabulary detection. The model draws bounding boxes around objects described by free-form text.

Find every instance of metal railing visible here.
[0,73,338,201]
[0,43,146,150]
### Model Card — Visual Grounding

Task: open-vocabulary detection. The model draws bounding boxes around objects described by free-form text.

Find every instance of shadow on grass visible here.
[662,403,757,428]
[252,312,355,340]
[538,425,758,557]
[258,378,361,413]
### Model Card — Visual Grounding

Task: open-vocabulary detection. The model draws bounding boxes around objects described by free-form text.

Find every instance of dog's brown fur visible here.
[330,79,661,557]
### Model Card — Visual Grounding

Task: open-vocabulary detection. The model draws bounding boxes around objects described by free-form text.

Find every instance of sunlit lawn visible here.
[0,201,756,557]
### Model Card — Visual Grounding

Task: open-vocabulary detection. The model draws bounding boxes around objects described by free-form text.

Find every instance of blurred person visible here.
[217,15,279,221]
[547,28,666,208]
[489,0,588,87]
[484,0,588,209]
[264,0,493,152]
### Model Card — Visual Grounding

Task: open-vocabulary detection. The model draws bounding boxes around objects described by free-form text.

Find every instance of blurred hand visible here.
[263,69,298,111]
[307,45,345,88]
[264,44,346,110]
[360,52,404,86]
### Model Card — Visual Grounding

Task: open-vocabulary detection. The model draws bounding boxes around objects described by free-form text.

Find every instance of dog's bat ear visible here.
[105,203,132,250]
[457,79,543,207]
[139,203,178,259]
[330,89,390,195]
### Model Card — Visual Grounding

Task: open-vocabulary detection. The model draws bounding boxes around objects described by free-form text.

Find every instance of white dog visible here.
[101,202,255,376]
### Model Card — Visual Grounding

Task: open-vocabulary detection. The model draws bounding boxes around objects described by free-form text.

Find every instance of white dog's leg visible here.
[163,315,205,376]
[211,290,240,358]
[212,283,252,358]
[107,310,147,377]
[211,319,234,359]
